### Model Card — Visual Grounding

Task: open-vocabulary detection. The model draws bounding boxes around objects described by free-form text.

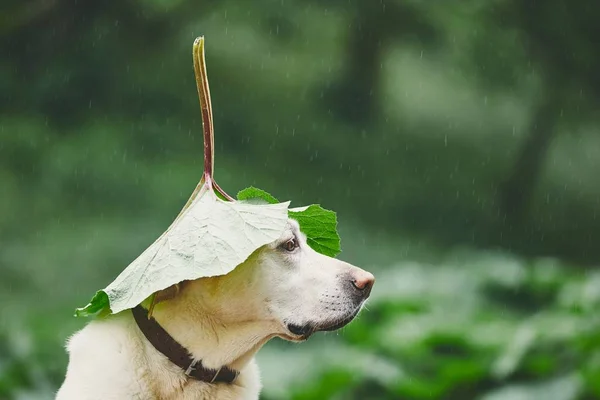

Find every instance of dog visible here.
[56,218,374,399]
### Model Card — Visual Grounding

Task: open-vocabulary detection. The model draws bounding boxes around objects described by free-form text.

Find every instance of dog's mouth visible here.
[285,307,361,340]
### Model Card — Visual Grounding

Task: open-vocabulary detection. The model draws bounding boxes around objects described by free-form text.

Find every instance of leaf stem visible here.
[193,36,215,190]
[192,37,234,201]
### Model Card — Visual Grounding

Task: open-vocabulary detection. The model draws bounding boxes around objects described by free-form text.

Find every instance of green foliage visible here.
[258,254,600,400]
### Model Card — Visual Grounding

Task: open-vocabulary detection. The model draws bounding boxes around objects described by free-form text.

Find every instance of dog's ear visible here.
[148,282,185,317]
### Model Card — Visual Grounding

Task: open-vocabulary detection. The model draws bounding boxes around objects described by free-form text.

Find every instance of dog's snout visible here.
[350,270,375,296]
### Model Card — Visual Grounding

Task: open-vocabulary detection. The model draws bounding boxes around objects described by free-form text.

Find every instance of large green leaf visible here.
[76,189,289,316]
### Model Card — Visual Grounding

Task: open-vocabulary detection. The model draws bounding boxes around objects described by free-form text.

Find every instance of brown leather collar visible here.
[132,305,239,384]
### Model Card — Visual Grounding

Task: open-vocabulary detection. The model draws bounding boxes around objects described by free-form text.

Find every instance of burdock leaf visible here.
[289,205,341,257]
[76,189,289,316]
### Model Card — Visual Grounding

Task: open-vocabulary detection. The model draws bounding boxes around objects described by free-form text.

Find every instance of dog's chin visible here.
[284,308,360,341]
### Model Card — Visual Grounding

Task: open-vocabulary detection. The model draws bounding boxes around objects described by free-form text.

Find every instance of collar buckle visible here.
[185,360,198,376]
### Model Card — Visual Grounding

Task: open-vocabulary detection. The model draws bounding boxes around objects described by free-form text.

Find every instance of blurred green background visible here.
[2,1,600,399]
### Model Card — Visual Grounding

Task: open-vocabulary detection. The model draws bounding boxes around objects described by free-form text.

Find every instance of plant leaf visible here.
[289,205,341,257]
[76,189,289,316]
[74,291,109,317]
[237,186,279,204]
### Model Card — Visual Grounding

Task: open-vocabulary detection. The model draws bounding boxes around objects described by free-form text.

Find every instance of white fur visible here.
[57,220,374,399]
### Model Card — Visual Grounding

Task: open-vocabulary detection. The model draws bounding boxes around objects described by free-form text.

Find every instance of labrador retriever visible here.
[56,219,374,399]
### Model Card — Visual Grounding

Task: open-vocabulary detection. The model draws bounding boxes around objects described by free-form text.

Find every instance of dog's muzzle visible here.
[286,270,375,338]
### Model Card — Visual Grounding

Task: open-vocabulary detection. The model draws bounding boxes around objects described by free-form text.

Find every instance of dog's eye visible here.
[281,238,298,252]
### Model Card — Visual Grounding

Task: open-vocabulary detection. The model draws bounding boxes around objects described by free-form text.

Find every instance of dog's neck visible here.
[147,298,277,374]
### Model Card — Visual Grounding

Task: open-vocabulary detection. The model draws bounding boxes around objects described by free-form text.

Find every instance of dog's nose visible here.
[351,270,375,295]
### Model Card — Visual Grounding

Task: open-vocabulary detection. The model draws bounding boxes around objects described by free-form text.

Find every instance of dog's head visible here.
[255,219,374,340]
[169,219,374,342]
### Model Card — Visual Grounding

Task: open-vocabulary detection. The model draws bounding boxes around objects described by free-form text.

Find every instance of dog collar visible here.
[132,305,239,384]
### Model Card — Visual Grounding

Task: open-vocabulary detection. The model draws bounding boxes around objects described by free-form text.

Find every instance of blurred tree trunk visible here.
[325,1,386,125]
[324,0,438,125]
[500,93,560,223]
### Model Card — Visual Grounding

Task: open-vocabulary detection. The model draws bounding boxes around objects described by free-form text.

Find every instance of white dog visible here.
[56,219,374,399]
